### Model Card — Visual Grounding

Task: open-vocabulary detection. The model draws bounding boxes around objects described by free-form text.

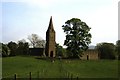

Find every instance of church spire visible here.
[48,16,54,30]
[45,16,56,57]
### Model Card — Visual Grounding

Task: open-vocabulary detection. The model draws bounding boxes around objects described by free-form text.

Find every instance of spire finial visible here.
[48,16,54,30]
[50,16,52,19]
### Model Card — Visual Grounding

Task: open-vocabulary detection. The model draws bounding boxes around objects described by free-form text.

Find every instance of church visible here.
[29,16,99,60]
[45,16,56,58]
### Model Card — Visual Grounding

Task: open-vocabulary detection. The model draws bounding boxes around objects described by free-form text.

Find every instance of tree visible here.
[2,43,10,57]
[28,34,45,48]
[116,40,120,60]
[17,41,24,55]
[23,42,29,55]
[56,44,65,57]
[62,18,91,58]
[0,42,2,56]
[96,43,116,59]
[7,41,18,56]
[17,40,29,55]
[36,40,46,48]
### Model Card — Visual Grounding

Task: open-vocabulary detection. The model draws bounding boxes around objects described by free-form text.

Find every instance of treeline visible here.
[1,41,65,57]
[1,40,120,60]
[55,40,120,60]
[96,41,120,60]
[56,40,120,60]
[1,34,46,57]
[1,40,29,57]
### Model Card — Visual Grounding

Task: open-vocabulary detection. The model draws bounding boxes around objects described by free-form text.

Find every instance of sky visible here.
[0,0,119,46]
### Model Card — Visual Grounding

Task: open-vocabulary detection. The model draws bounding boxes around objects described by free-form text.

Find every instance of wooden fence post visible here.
[29,72,31,80]
[76,76,78,80]
[71,74,73,80]
[14,74,16,80]
[38,71,39,79]
[67,72,69,78]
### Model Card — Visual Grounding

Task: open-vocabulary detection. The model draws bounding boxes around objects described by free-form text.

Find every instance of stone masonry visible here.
[45,16,56,57]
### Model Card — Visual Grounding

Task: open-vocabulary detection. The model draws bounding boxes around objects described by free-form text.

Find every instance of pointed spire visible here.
[48,16,54,30]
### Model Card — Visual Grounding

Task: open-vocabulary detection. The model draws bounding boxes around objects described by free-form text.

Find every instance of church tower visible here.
[45,16,56,57]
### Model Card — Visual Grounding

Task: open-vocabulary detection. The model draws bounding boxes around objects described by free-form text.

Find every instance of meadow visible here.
[2,56,119,79]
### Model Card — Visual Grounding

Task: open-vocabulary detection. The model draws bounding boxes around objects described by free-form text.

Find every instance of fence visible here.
[2,60,79,79]
[11,71,79,80]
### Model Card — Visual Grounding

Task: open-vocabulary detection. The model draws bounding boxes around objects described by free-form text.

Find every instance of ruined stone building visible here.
[45,16,56,57]
[29,16,99,60]
[81,49,99,60]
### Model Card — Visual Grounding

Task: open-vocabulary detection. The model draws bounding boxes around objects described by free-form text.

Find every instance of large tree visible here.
[28,34,45,48]
[62,18,92,58]
[96,43,116,59]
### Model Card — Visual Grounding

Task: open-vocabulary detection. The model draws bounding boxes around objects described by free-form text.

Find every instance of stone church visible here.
[29,16,99,60]
[45,16,56,58]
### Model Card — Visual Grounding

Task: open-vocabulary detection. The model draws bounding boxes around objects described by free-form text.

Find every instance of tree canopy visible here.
[62,18,92,58]
[96,42,116,59]
[55,43,66,57]
[17,39,29,55]
[2,43,10,57]
[7,41,18,56]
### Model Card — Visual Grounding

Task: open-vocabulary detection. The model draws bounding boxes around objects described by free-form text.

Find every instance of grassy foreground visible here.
[2,56,118,78]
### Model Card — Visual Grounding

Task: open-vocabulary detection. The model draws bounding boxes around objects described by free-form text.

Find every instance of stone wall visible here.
[81,49,99,60]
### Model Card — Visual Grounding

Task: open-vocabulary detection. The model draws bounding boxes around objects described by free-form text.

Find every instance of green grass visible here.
[2,56,118,78]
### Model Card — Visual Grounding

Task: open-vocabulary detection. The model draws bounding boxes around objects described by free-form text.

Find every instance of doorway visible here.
[87,54,89,60]
[50,51,53,57]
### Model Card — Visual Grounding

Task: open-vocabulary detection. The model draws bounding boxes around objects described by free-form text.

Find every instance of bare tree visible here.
[36,40,46,48]
[28,34,45,48]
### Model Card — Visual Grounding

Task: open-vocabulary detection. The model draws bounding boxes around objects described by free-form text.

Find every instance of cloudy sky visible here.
[0,0,119,46]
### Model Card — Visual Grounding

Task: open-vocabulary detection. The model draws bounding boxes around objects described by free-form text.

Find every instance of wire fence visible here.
[2,59,79,79]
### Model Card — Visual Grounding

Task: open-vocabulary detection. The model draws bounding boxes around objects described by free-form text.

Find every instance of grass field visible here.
[2,56,119,78]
